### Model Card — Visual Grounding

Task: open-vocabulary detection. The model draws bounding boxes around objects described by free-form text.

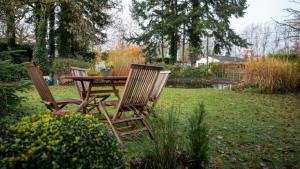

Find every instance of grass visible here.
[15,86,300,168]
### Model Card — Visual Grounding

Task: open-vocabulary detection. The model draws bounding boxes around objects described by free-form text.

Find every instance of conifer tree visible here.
[131,0,248,65]
[186,0,248,65]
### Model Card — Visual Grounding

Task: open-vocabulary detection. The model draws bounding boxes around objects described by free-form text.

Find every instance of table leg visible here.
[75,80,93,113]
[75,99,88,113]
[112,81,120,100]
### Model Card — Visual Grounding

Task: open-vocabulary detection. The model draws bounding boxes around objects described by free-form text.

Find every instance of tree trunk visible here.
[57,3,72,58]
[161,35,165,63]
[188,0,201,66]
[48,5,55,66]
[169,0,179,64]
[182,24,186,63]
[6,7,16,49]
[169,32,178,64]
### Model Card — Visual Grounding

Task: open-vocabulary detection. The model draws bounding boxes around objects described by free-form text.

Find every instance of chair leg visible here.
[98,103,122,144]
[140,118,154,139]
[133,107,154,139]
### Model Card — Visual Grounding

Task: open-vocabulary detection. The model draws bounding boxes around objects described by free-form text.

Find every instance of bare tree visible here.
[15,20,34,44]
[271,24,281,54]
[261,24,271,55]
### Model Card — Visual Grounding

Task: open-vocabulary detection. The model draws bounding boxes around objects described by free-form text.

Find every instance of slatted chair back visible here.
[25,63,58,110]
[113,64,163,120]
[70,67,89,99]
[149,70,170,101]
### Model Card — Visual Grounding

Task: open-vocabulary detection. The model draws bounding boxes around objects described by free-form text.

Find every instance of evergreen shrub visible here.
[187,103,209,169]
[0,61,30,114]
[0,113,124,169]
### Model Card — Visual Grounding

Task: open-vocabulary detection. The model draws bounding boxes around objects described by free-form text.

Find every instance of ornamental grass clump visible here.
[143,108,179,169]
[0,113,124,169]
[244,57,297,93]
[187,103,209,169]
[107,46,145,76]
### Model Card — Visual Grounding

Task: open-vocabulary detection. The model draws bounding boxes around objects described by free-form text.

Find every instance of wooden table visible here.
[65,76,127,113]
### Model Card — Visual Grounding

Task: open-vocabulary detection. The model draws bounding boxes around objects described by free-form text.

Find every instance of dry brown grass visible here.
[107,46,145,76]
[244,57,297,93]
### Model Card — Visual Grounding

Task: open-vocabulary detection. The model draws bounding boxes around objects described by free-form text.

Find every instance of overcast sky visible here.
[102,0,295,49]
[230,0,294,32]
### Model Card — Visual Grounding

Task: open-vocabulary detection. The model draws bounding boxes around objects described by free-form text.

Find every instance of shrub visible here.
[244,57,297,93]
[187,103,209,169]
[0,113,124,169]
[0,38,33,63]
[107,46,145,76]
[210,63,222,74]
[0,61,30,114]
[167,78,212,88]
[144,108,179,169]
[152,63,210,78]
[53,58,90,74]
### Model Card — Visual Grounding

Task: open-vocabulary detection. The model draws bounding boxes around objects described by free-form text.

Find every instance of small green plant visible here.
[0,61,30,114]
[187,103,209,169]
[144,108,179,169]
[105,62,113,70]
[87,69,100,76]
[0,113,124,169]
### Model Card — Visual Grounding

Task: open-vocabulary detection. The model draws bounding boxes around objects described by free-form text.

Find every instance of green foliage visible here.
[187,103,209,169]
[0,38,33,63]
[144,108,179,169]
[153,63,211,78]
[189,46,202,66]
[32,18,49,75]
[53,58,89,74]
[0,61,30,114]
[0,61,28,81]
[187,0,248,64]
[0,113,124,169]
[131,0,183,64]
[56,0,116,58]
[210,63,222,74]
[131,0,248,65]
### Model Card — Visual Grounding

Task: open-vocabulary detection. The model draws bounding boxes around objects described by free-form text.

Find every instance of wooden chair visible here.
[98,64,163,144]
[70,67,110,113]
[148,70,171,118]
[25,63,81,115]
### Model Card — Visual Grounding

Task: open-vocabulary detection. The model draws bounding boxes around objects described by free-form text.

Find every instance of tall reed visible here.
[244,57,297,93]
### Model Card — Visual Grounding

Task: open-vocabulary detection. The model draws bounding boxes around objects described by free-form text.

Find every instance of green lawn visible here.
[17,86,300,168]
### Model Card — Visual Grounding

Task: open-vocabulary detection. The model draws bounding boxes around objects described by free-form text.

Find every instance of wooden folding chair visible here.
[98,64,163,144]
[148,70,171,118]
[70,67,110,113]
[25,63,81,115]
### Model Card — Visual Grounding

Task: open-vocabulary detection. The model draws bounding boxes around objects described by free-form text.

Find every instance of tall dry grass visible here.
[107,46,145,76]
[244,57,297,93]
